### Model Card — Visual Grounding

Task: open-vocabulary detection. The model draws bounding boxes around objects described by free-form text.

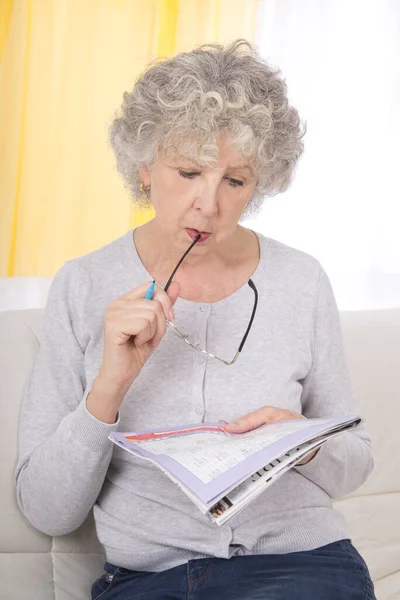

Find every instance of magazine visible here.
[108,414,362,526]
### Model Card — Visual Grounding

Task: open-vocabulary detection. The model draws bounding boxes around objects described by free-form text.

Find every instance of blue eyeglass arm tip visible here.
[144,280,156,300]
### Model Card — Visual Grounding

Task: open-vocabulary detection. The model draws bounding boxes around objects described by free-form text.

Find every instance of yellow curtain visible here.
[0,0,259,277]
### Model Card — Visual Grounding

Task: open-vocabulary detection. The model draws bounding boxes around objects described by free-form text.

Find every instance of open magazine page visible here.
[178,435,331,515]
[208,435,335,526]
[109,415,362,508]
[183,433,333,512]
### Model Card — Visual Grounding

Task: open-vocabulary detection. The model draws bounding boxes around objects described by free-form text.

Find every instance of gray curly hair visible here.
[109,39,305,218]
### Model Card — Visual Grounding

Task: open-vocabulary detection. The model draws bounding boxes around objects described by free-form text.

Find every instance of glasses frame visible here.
[158,233,258,366]
[165,279,258,365]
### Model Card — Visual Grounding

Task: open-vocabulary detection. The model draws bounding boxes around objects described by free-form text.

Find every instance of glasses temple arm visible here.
[164,234,201,293]
[238,279,258,353]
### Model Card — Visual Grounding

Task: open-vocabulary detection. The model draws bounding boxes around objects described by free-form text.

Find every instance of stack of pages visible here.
[109,415,362,525]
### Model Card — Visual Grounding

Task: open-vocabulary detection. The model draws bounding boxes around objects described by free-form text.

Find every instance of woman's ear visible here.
[138,166,151,187]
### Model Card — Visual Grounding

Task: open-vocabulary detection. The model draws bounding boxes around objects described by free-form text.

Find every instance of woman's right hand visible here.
[96,280,180,398]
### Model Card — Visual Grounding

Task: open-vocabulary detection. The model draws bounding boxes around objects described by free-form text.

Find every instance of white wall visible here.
[244,0,400,310]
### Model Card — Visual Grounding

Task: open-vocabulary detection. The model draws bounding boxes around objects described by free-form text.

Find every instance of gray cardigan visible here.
[15,229,374,572]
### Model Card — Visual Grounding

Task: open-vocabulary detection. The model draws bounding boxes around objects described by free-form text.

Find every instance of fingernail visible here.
[168,309,174,321]
[226,422,239,427]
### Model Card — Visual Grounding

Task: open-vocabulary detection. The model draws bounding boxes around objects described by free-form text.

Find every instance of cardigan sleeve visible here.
[293,264,374,499]
[14,260,120,536]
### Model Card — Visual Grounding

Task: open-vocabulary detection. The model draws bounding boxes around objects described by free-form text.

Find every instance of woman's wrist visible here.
[86,375,130,424]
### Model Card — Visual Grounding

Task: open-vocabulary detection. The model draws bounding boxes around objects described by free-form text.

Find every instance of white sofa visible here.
[1,308,399,600]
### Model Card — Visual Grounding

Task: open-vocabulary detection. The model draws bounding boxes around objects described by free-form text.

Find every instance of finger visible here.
[133,315,158,347]
[117,300,167,327]
[151,281,180,321]
[152,284,179,321]
[118,283,175,322]
[223,407,279,433]
[223,414,263,433]
[111,301,167,347]
[111,314,156,345]
[224,407,305,434]
[150,301,167,348]
[113,305,161,329]
[121,300,167,348]
[119,281,157,302]
[165,281,180,309]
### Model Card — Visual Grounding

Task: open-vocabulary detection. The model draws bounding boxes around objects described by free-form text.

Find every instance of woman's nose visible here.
[193,184,219,216]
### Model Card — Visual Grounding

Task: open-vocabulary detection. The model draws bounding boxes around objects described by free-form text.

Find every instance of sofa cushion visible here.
[1,308,399,600]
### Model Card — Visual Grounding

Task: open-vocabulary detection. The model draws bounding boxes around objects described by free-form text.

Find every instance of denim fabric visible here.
[91,539,376,600]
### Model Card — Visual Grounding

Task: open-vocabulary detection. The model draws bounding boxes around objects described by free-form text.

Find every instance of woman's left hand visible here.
[220,405,319,465]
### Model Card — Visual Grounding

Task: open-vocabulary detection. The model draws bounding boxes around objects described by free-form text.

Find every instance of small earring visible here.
[139,181,150,194]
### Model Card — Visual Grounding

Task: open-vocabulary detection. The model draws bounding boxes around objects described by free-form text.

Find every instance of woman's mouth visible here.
[185,228,212,243]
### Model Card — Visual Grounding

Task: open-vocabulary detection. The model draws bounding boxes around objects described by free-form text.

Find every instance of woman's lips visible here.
[185,228,212,243]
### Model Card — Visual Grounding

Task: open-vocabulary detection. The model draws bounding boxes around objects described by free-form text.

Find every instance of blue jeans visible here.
[91,539,376,600]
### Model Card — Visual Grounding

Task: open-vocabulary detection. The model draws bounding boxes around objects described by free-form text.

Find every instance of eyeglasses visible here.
[165,279,258,365]
[160,234,258,366]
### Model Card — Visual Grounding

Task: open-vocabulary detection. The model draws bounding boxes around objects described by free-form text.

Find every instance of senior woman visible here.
[15,40,376,600]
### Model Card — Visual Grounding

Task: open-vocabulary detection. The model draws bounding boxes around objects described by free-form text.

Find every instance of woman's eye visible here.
[179,170,198,179]
[226,178,244,187]
[178,171,244,187]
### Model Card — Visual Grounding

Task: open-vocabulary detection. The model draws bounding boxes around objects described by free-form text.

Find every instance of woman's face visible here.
[138,132,258,251]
